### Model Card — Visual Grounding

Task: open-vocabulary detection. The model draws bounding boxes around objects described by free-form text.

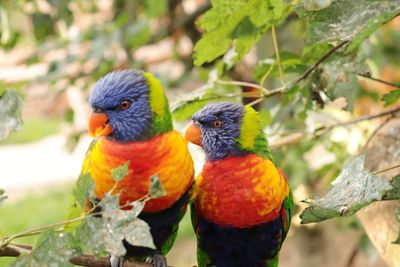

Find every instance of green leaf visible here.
[172,85,215,121]
[382,89,400,107]
[296,0,400,46]
[77,194,154,257]
[11,230,81,267]
[73,173,94,209]
[172,81,242,121]
[300,155,393,224]
[149,175,167,198]
[254,52,306,82]
[0,90,23,140]
[194,0,289,65]
[111,161,130,182]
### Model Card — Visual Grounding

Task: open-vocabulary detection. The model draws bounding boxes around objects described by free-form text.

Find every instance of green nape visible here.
[238,106,272,160]
[143,72,173,137]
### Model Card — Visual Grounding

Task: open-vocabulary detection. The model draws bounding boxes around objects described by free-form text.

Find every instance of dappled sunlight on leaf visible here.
[300,155,395,224]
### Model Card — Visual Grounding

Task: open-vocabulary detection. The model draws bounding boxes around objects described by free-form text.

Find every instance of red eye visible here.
[119,100,131,110]
[213,119,223,128]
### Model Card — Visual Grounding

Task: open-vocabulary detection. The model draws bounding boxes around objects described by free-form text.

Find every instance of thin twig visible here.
[373,164,400,175]
[295,40,349,84]
[246,98,264,107]
[215,80,269,94]
[357,73,400,89]
[270,105,400,148]
[0,244,151,267]
[271,25,285,85]
[0,216,85,247]
[324,105,400,130]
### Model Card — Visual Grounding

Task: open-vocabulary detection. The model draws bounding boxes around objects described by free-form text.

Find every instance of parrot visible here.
[184,102,293,267]
[80,69,194,267]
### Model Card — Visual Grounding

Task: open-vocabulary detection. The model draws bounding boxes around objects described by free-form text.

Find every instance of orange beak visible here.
[88,112,113,137]
[184,122,202,146]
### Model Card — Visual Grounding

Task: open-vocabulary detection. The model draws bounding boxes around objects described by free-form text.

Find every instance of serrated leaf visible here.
[300,155,393,224]
[11,230,81,267]
[194,0,289,65]
[78,194,155,257]
[382,89,400,107]
[149,175,167,198]
[0,90,23,140]
[172,85,215,121]
[111,161,130,182]
[172,82,241,121]
[73,173,94,209]
[296,0,400,46]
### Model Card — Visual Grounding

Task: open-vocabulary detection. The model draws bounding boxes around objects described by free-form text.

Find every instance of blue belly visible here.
[194,209,283,267]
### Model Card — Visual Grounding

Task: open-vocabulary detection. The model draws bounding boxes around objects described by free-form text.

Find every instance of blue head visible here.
[88,69,171,142]
[188,102,247,161]
[185,102,272,160]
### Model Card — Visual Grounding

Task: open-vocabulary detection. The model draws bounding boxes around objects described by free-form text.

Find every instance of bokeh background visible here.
[1,0,400,266]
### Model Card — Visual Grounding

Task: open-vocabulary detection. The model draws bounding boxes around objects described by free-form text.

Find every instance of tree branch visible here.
[0,244,152,267]
[270,105,400,148]
[294,40,349,84]
[357,72,400,89]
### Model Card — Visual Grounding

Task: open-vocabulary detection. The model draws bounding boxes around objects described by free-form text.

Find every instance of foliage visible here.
[111,161,131,182]
[382,89,400,106]
[299,155,397,224]
[3,162,166,266]
[193,0,290,65]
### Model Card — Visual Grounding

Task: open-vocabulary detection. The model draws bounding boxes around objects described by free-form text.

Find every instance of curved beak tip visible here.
[184,122,202,146]
[88,112,113,137]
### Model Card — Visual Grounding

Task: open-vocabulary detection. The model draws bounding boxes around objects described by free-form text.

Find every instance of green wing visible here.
[281,189,294,243]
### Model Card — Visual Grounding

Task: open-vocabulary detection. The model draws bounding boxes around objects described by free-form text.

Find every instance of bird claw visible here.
[152,253,167,267]
[110,255,124,267]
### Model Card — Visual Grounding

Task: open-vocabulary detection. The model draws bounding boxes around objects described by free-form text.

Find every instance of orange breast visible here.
[86,131,194,212]
[194,154,289,228]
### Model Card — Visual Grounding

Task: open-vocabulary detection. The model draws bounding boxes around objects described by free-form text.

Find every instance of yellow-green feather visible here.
[239,106,261,149]
[144,72,166,117]
[143,72,173,135]
[238,106,272,160]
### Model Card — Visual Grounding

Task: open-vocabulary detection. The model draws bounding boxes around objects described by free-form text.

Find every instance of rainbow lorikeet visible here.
[185,102,293,267]
[80,70,194,267]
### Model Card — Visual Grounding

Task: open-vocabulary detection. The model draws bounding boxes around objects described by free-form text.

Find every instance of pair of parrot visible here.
[80,69,293,267]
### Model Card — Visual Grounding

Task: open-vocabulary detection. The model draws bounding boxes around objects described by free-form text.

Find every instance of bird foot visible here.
[152,253,167,267]
[110,255,124,267]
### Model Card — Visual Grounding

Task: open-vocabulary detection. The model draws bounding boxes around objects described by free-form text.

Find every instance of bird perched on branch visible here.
[185,102,293,267]
[81,70,194,267]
